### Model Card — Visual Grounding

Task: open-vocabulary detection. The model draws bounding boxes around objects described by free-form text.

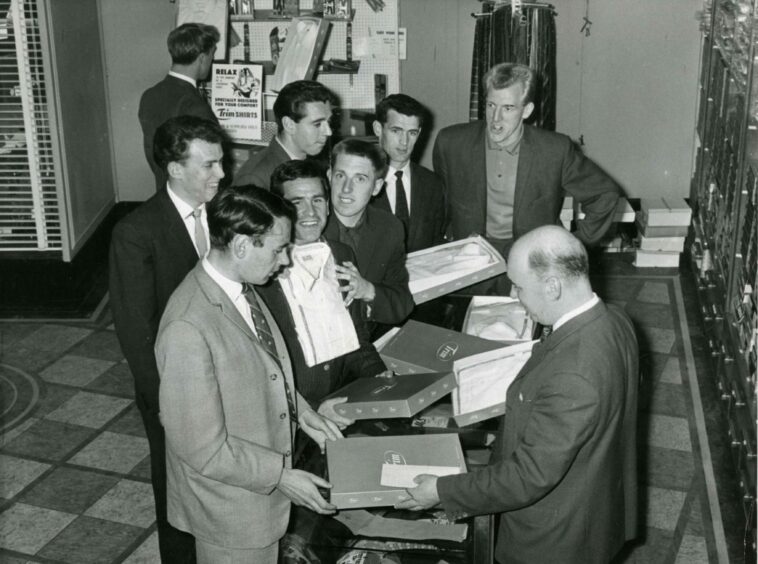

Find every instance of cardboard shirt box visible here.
[635,215,689,237]
[406,236,506,304]
[376,320,506,375]
[268,17,329,92]
[327,372,456,420]
[639,198,692,226]
[452,341,536,426]
[327,434,467,509]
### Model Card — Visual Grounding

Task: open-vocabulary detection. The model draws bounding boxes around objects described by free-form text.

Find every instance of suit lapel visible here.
[156,189,199,261]
[408,164,423,245]
[194,264,257,343]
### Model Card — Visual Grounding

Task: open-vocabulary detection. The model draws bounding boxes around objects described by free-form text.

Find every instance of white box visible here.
[462,296,534,343]
[634,249,681,267]
[638,235,686,252]
[639,198,692,226]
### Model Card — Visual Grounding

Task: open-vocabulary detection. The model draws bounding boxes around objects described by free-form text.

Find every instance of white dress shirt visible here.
[552,293,600,331]
[278,242,359,366]
[167,184,210,258]
[202,258,258,337]
[385,163,412,215]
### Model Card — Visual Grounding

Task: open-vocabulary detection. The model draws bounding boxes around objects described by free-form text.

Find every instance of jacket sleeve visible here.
[437,371,599,518]
[342,300,387,381]
[560,141,620,245]
[109,221,161,414]
[157,320,285,494]
[432,132,452,239]
[369,228,414,325]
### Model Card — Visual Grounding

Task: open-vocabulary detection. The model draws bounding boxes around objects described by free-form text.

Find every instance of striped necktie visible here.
[243,285,297,419]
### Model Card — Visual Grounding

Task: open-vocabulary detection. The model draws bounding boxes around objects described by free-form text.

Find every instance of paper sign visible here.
[211,63,263,143]
[380,464,462,488]
[355,27,407,60]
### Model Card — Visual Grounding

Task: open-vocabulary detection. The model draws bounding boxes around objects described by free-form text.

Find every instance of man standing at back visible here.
[139,23,220,191]
[398,225,639,564]
[110,115,225,563]
[433,62,620,294]
[232,80,338,189]
[371,94,446,253]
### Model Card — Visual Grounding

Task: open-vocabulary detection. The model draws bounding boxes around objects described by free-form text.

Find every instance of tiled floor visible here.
[0,267,746,563]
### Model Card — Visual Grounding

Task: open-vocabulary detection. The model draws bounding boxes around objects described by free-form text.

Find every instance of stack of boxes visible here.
[635,197,692,267]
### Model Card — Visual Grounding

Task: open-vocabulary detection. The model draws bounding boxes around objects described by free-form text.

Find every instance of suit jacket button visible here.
[280,413,286,420]
[285,450,291,457]
[323,363,330,371]
[270,374,277,380]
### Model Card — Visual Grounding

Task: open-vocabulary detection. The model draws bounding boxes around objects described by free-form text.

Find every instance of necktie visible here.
[539,325,553,342]
[243,285,297,419]
[394,170,410,229]
[192,208,208,257]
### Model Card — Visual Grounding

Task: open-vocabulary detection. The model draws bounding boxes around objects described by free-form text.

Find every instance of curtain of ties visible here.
[242,285,297,420]
[469,2,557,131]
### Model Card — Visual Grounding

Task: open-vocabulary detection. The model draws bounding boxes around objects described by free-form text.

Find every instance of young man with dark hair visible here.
[110,115,225,564]
[233,80,339,189]
[157,185,341,563]
[372,94,446,253]
[258,159,390,425]
[323,139,414,337]
[139,23,221,191]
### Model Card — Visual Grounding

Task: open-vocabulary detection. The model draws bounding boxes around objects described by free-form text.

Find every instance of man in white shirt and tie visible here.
[371,94,446,253]
[109,115,225,564]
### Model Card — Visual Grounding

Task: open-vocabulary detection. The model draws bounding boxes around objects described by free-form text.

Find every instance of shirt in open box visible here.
[258,239,386,406]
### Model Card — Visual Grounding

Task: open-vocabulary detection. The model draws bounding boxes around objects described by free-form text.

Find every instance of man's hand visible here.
[335,262,375,306]
[277,468,336,514]
[299,408,343,453]
[317,397,355,430]
[394,474,440,511]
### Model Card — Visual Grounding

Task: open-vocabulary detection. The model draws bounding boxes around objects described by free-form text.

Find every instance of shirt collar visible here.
[168,71,196,88]
[387,162,411,180]
[275,135,302,160]
[552,293,600,331]
[202,257,245,304]
[166,184,202,219]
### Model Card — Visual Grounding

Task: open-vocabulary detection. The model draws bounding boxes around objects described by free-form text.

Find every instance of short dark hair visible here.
[270,159,329,199]
[153,115,226,171]
[527,244,589,281]
[375,94,427,128]
[330,138,387,180]
[273,80,338,132]
[483,63,537,106]
[168,23,220,65]
[207,185,296,249]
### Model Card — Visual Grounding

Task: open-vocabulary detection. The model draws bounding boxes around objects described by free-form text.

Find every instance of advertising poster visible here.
[211,63,263,143]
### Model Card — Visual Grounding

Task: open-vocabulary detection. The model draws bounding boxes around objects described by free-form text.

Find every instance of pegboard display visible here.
[228,0,400,143]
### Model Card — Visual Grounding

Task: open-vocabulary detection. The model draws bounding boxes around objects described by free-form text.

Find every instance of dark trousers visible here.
[138,406,197,564]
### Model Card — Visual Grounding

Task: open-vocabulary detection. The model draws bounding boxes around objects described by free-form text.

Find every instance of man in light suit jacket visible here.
[433,63,620,294]
[371,94,446,253]
[156,186,341,563]
[233,80,338,189]
[110,115,226,563]
[139,23,220,191]
[399,226,639,564]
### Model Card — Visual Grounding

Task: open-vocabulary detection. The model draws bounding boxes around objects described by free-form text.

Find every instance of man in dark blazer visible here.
[433,63,620,293]
[109,116,226,563]
[157,186,341,562]
[322,139,414,338]
[258,160,389,418]
[371,94,446,253]
[398,225,639,564]
[139,23,220,191]
[233,80,338,190]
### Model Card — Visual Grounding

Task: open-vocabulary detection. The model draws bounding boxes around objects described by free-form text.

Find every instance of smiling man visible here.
[371,94,446,253]
[157,186,342,563]
[433,63,620,295]
[323,139,414,338]
[257,159,390,425]
[110,115,226,563]
[233,80,338,190]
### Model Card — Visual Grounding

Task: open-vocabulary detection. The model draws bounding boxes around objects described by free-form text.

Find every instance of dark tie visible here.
[243,285,297,419]
[191,208,208,257]
[394,170,410,229]
[539,325,553,342]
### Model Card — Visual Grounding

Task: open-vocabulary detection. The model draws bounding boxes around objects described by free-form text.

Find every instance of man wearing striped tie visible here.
[156,186,342,563]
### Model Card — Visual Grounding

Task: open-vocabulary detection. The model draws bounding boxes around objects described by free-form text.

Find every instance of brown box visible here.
[406,236,506,305]
[328,372,456,420]
[327,434,467,509]
[375,320,505,375]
